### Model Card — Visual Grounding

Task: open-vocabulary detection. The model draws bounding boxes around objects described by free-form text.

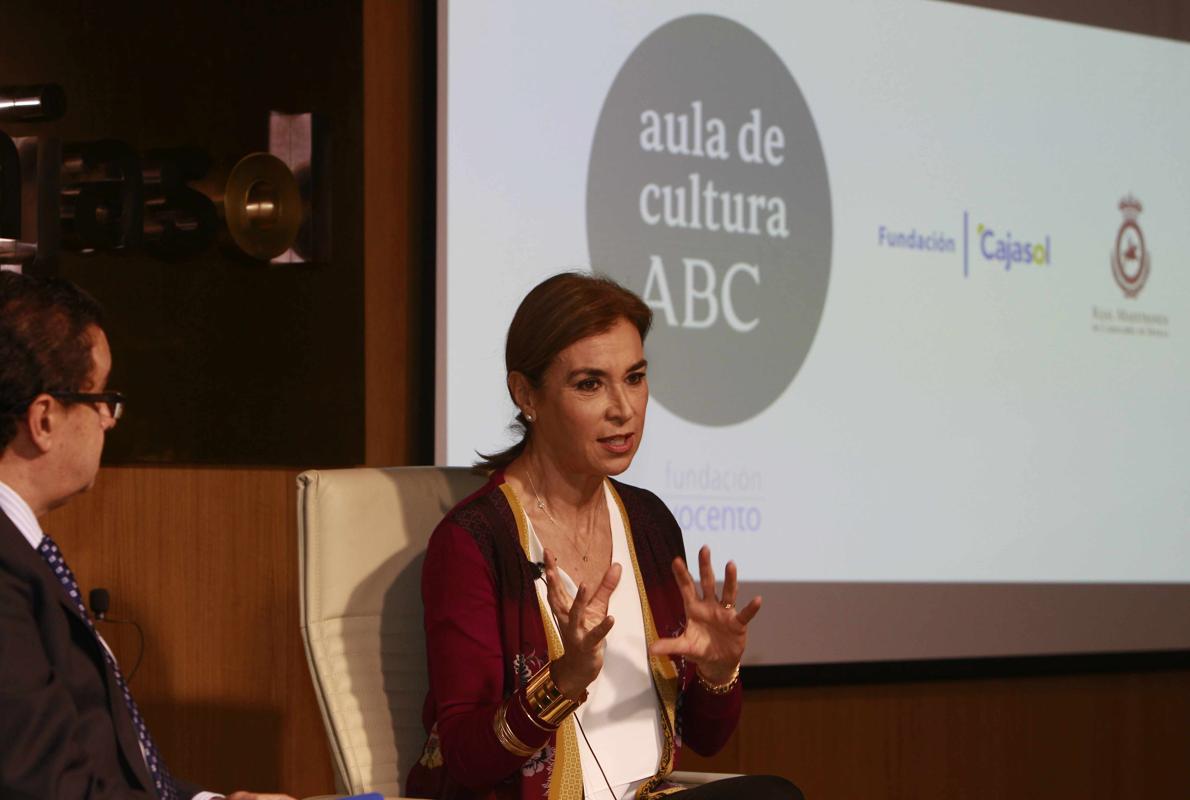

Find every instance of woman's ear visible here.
[508,372,534,420]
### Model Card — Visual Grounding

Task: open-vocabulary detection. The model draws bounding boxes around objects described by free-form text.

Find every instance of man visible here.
[0,272,295,800]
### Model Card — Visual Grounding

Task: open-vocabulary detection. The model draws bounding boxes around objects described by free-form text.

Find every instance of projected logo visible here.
[958,212,1051,277]
[1111,195,1150,298]
[974,222,1050,270]
[586,15,832,427]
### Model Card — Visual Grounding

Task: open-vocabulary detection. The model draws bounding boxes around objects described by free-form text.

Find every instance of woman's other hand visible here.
[649,545,761,684]
[543,548,621,699]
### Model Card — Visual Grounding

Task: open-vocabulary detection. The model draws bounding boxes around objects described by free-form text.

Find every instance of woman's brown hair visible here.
[476,271,652,471]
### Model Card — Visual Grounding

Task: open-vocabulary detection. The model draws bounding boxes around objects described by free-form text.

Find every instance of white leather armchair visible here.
[298,466,486,796]
[297,466,736,799]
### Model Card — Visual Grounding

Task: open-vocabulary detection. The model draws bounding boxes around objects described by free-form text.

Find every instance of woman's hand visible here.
[649,545,761,685]
[542,549,621,700]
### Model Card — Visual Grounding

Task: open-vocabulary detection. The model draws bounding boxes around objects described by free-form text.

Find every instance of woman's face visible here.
[523,317,648,479]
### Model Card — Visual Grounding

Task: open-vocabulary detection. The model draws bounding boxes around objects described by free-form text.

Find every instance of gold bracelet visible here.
[696,663,740,695]
[517,691,556,732]
[493,699,539,757]
[525,662,586,727]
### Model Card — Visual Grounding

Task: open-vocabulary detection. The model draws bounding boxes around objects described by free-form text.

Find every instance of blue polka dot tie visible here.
[37,534,179,800]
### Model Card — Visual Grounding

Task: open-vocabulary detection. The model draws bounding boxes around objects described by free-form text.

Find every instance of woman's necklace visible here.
[527,469,594,563]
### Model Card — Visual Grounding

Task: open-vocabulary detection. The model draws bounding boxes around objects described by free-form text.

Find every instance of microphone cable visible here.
[531,559,618,800]
[89,588,146,682]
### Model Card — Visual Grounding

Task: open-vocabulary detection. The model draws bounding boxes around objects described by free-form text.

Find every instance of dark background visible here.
[3,0,364,466]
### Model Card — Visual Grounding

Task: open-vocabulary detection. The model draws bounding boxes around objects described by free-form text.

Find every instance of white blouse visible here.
[525,481,663,800]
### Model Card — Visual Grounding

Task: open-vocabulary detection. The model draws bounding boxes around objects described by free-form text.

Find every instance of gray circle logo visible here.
[587,15,832,426]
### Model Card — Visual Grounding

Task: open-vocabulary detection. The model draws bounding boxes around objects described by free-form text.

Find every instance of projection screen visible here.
[436,0,1190,665]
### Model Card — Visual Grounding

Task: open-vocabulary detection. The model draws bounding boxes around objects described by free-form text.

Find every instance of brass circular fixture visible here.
[224,152,301,261]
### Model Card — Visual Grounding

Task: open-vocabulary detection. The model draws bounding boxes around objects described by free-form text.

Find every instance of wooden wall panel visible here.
[681,669,1190,798]
[957,0,1190,41]
[364,0,436,467]
[43,467,335,797]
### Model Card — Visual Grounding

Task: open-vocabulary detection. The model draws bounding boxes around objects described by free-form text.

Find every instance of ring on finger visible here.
[721,601,735,610]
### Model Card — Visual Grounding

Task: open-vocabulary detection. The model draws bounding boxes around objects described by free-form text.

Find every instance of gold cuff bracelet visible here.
[525,662,585,727]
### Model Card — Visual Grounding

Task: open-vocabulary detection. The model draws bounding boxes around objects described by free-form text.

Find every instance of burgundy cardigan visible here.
[406,471,741,800]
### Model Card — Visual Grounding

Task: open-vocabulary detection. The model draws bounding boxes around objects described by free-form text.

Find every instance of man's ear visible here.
[22,395,57,455]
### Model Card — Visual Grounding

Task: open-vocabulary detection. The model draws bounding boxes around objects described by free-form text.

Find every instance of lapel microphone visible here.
[89,588,111,620]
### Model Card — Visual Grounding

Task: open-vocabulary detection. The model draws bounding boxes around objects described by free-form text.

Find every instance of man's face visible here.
[52,326,115,503]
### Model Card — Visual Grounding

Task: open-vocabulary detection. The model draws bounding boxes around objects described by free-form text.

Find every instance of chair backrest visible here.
[297,466,486,795]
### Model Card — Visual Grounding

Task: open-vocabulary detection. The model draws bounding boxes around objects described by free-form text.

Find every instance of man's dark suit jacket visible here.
[0,509,201,799]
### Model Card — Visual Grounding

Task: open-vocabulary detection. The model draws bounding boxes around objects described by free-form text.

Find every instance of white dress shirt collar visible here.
[0,479,44,549]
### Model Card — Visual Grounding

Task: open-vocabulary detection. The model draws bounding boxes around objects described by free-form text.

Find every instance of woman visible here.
[408,273,800,800]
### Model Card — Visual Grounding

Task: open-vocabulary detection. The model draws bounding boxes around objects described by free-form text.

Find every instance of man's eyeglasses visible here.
[48,391,126,421]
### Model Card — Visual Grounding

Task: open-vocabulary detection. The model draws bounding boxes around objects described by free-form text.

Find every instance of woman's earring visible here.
[525,412,534,422]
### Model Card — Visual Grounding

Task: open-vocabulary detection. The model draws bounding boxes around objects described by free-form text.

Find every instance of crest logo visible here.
[1111,195,1150,298]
